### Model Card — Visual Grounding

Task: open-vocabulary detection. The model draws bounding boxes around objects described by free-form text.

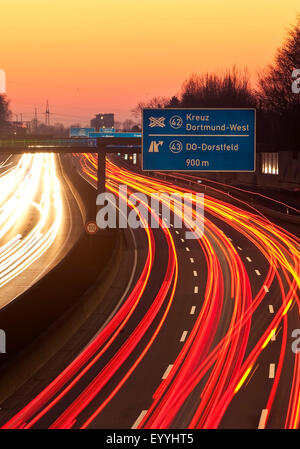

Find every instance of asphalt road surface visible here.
[0,153,84,308]
[0,154,299,429]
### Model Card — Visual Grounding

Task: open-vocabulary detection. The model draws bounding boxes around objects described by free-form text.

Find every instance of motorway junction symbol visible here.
[149,116,166,128]
[142,108,256,172]
[148,141,163,152]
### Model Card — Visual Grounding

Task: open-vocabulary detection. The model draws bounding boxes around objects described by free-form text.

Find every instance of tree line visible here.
[134,14,300,150]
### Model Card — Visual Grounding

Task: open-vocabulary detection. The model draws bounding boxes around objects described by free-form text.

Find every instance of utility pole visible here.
[33,108,38,131]
[97,147,106,194]
[45,100,50,126]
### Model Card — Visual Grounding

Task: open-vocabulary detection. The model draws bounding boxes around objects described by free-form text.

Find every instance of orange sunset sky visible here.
[0,0,299,125]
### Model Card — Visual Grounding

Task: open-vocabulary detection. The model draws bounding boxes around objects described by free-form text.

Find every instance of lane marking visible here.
[190,257,194,263]
[264,285,269,293]
[181,238,185,242]
[131,410,148,429]
[162,364,173,379]
[268,305,274,314]
[255,269,261,276]
[175,230,179,234]
[194,286,198,294]
[193,270,198,277]
[180,331,188,342]
[237,246,243,251]
[185,247,190,252]
[246,257,252,262]
[269,363,275,379]
[271,331,276,342]
[190,306,196,315]
[258,409,268,429]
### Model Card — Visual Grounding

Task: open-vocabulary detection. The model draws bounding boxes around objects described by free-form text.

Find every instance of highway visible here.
[0,154,299,429]
[0,153,84,308]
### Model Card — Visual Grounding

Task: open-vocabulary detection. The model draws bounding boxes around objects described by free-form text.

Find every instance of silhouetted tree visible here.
[133,68,255,116]
[114,121,122,131]
[122,119,135,131]
[168,96,180,108]
[0,94,11,136]
[179,67,256,109]
[32,122,68,137]
[131,124,141,132]
[258,14,300,147]
[258,14,300,113]
[121,118,142,131]
[132,96,170,118]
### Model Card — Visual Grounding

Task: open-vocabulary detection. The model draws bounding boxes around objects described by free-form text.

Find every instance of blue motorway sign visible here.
[70,127,95,138]
[97,127,115,133]
[142,109,255,171]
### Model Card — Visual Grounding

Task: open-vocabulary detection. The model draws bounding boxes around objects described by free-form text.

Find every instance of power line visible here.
[45,99,50,126]
[33,108,38,130]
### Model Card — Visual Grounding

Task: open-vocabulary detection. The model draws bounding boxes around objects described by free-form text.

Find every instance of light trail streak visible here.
[0,154,63,293]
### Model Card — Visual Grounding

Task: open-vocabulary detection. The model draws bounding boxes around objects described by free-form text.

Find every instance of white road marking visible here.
[246,257,252,262]
[193,270,198,277]
[180,331,188,342]
[190,306,196,315]
[194,286,198,294]
[258,409,268,429]
[185,247,190,252]
[175,230,179,234]
[271,331,276,342]
[264,285,269,293]
[268,305,274,314]
[181,238,185,242]
[255,269,261,276]
[162,364,173,379]
[190,257,194,263]
[237,246,243,251]
[131,410,148,429]
[269,363,275,379]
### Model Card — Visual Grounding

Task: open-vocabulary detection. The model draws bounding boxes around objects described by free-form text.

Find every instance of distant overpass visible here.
[0,137,142,193]
[0,138,97,153]
[0,137,141,153]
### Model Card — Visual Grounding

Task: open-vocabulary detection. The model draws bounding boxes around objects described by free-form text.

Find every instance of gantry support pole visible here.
[97,142,106,195]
